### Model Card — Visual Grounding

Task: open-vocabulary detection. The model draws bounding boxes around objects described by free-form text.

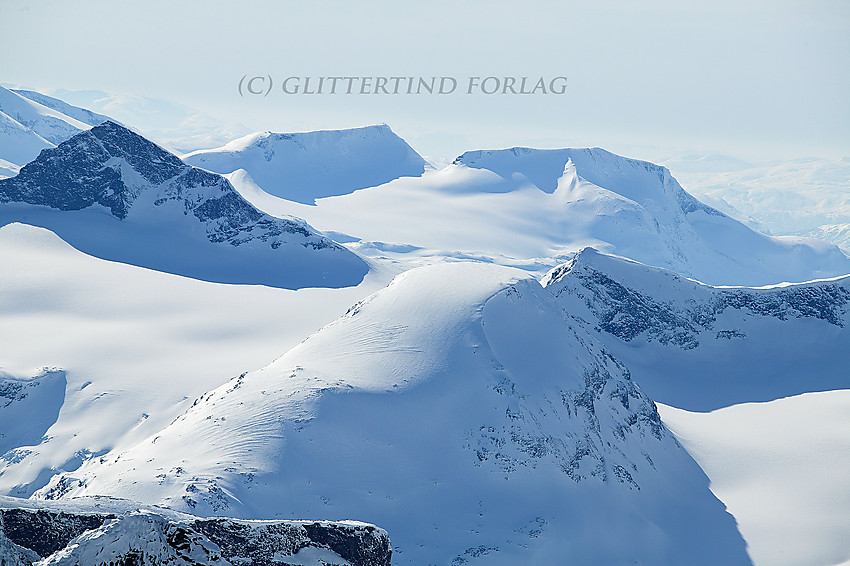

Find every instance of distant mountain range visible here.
[664,154,850,251]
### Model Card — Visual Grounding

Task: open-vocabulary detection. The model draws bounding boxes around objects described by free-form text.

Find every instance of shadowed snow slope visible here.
[183,125,427,204]
[0,122,367,289]
[45,263,750,566]
[544,248,850,565]
[233,146,850,286]
[0,368,66,458]
[544,247,850,411]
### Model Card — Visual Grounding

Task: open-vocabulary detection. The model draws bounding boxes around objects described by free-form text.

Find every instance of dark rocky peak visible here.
[0,503,391,566]
[0,121,185,218]
[88,121,185,183]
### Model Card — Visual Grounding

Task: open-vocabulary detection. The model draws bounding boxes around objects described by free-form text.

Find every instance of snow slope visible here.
[0,368,66,458]
[183,125,427,204]
[0,86,91,146]
[44,262,750,565]
[543,247,850,411]
[0,122,367,289]
[0,222,386,506]
[0,111,52,170]
[11,89,113,130]
[229,145,850,286]
[0,86,110,172]
[660,392,850,566]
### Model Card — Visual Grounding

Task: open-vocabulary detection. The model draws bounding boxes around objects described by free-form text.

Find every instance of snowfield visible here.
[0,222,386,505]
[660,392,850,566]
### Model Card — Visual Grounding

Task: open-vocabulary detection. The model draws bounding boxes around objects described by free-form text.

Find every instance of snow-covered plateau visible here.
[1,89,848,566]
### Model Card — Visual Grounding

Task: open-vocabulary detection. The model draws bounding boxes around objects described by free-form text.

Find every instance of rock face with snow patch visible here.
[0,122,367,289]
[44,263,751,565]
[0,502,391,566]
[544,247,850,410]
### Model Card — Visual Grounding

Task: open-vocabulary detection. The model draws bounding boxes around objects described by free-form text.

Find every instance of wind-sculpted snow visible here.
[0,498,391,566]
[0,122,367,289]
[544,248,850,410]
[42,263,751,565]
[183,125,426,204]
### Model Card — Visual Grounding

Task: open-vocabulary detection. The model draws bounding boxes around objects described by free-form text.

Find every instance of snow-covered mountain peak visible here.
[183,124,427,204]
[0,122,368,289]
[40,261,750,565]
[543,248,850,410]
[454,146,720,218]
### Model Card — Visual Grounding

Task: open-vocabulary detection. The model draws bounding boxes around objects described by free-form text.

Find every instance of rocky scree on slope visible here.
[542,247,850,410]
[544,247,850,350]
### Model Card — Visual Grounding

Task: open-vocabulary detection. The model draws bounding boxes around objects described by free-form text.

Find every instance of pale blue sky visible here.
[2,0,848,161]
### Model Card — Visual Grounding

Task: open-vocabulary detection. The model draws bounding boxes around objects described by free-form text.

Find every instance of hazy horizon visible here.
[2,0,848,162]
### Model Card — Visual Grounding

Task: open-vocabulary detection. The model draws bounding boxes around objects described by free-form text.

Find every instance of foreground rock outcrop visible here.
[0,498,391,566]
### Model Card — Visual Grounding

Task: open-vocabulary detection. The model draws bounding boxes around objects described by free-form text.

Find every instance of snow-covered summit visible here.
[183,124,427,204]
[0,121,367,289]
[544,247,850,410]
[44,261,750,565]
